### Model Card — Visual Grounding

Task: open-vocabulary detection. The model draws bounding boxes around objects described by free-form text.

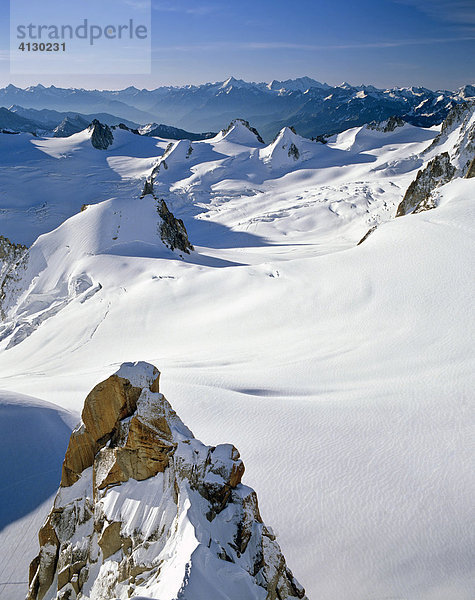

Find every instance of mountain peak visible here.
[268,76,329,92]
[338,81,354,90]
[27,362,308,600]
[261,126,308,165]
[88,119,114,149]
[218,118,265,145]
[220,76,252,90]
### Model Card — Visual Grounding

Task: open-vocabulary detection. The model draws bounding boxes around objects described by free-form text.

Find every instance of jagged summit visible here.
[458,84,475,99]
[260,126,312,166]
[219,76,253,90]
[88,119,114,150]
[366,116,406,133]
[215,118,265,146]
[27,362,307,600]
[338,82,353,90]
[396,103,475,216]
[53,115,89,138]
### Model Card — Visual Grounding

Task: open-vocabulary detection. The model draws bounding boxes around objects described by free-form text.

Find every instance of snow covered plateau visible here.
[0,105,474,600]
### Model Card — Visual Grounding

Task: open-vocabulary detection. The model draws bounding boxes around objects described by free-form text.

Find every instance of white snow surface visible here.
[0,116,474,599]
[115,361,160,390]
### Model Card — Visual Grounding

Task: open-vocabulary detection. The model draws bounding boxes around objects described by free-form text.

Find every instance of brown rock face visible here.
[93,414,174,490]
[98,521,123,560]
[27,363,308,600]
[61,372,158,486]
[82,376,141,441]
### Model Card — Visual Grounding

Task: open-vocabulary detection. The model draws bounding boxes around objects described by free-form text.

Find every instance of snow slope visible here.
[0,127,169,246]
[0,116,474,599]
[0,390,76,600]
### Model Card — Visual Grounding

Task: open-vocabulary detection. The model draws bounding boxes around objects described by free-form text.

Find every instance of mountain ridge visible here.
[2,78,474,140]
[27,361,308,600]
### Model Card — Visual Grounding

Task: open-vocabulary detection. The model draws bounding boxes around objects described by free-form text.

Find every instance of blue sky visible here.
[0,0,474,89]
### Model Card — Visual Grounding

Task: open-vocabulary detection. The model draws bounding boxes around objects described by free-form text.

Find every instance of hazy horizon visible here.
[1,74,474,93]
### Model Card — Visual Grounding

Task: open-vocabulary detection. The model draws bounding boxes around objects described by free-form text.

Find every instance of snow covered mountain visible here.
[0,106,45,134]
[53,115,91,138]
[8,105,140,131]
[27,361,307,600]
[138,123,215,141]
[1,79,474,140]
[0,106,474,600]
[0,105,214,143]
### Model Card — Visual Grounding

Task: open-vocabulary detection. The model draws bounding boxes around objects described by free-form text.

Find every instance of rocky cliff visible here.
[140,179,194,255]
[89,120,114,150]
[367,115,406,132]
[27,362,307,600]
[396,152,456,216]
[396,103,475,216]
[0,235,28,320]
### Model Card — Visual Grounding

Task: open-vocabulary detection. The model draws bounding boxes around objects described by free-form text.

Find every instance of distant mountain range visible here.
[1,78,474,140]
[0,105,214,140]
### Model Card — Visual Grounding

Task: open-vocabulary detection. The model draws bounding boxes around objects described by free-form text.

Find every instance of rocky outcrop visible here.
[141,178,155,197]
[27,362,307,600]
[367,115,405,132]
[0,235,28,320]
[157,198,194,254]
[0,235,26,267]
[357,225,378,245]
[89,120,114,150]
[424,102,475,176]
[396,152,456,216]
[465,155,475,178]
[60,373,148,487]
[111,123,140,135]
[141,178,194,255]
[396,103,475,216]
[288,142,300,160]
[439,102,473,136]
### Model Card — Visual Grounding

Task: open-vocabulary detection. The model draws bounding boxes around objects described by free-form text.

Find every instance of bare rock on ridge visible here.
[141,179,194,254]
[89,119,114,150]
[0,235,28,320]
[396,152,456,216]
[156,198,194,254]
[367,115,406,132]
[27,362,308,600]
[396,103,475,216]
